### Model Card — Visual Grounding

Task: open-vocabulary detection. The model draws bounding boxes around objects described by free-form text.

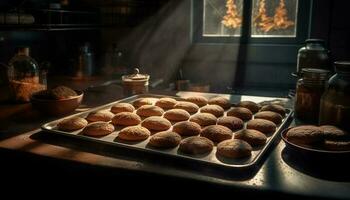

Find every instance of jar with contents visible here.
[294,68,329,123]
[296,39,331,77]
[7,47,47,102]
[122,68,149,96]
[319,61,350,132]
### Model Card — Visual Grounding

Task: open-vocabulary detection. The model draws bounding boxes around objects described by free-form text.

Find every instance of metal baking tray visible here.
[42,93,293,172]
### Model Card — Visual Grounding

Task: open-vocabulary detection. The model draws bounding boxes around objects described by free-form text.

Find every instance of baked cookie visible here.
[254,111,283,125]
[234,129,267,146]
[141,116,171,131]
[110,103,135,114]
[86,110,114,122]
[118,126,150,141]
[174,101,199,114]
[57,117,88,131]
[82,122,115,137]
[111,112,141,126]
[208,96,231,109]
[172,121,202,136]
[237,101,260,113]
[133,98,153,108]
[217,116,244,131]
[227,107,253,121]
[136,105,164,117]
[155,97,177,109]
[179,136,214,155]
[247,119,276,134]
[186,96,208,107]
[148,131,181,148]
[200,104,224,117]
[200,125,233,143]
[217,139,252,159]
[163,109,190,121]
[320,125,349,140]
[286,125,323,145]
[324,140,350,151]
[260,104,286,117]
[189,113,217,126]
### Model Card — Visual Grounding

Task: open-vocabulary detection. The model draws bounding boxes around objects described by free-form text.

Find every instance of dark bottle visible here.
[319,61,350,132]
[296,39,331,77]
[294,68,329,123]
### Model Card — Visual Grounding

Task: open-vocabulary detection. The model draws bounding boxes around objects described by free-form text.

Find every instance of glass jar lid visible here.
[334,61,350,73]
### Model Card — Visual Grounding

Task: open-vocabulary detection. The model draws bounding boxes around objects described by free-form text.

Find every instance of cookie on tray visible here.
[141,116,172,131]
[172,121,202,136]
[179,136,214,155]
[133,98,153,108]
[136,105,164,117]
[286,125,323,145]
[189,113,217,126]
[217,139,252,159]
[86,110,114,122]
[174,101,199,114]
[163,109,190,122]
[155,97,177,109]
[148,131,181,148]
[217,116,244,131]
[200,104,224,117]
[237,101,260,113]
[111,112,141,126]
[186,96,208,107]
[82,122,115,137]
[254,111,283,125]
[57,116,88,131]
[110,103,135,114]
[200,125,233,143]
[208,96,231,109]
[227,107,253,121]
[260,104,286,117]
[246,119,276,135]
[234,129,267,146]
[118,126,150,141]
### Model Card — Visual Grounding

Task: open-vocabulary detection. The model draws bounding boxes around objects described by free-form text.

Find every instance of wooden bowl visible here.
[31,90,83,116]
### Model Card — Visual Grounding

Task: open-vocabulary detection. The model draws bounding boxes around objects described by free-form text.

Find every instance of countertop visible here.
[0,83,349,198]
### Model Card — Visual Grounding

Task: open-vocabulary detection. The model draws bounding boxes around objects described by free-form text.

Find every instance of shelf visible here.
[0,24,101,31]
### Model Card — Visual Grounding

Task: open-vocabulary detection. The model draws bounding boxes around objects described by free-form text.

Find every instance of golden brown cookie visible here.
[155,97,177,109]
[286,125,323,145]
[320,125,349,140]
[237,101,260,113]
[57,117,88,131]
[246,119,276,134]
[141,116,172,131]
[208,96,231,109]
[200,125,233,143]
[118,126,150,141]
[200,104,224,117]
[111,112,141,126]
[234,129,267,146]
[217,116,244,131]
[82,122,115,137]
[148,131,181,148]
[227,107,253,121]
[189,113,217,126]
[133,98,153,108]
[324,140,350,151]
[260,104,286,116]
[217,139,252,159]
[186,96,208,107]
[86,110,114,122]
[254,111,283,125]
[174,101,199,114]
[110,103,135,114]
[163,109,190,121]
[172,121,202,136]
[179,136,214,155]
[136,105,164,117]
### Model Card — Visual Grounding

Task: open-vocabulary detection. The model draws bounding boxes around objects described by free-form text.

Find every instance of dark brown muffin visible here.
[148,131,181,148]
[172,121,202,136]
[179,136,214,155]
[118,126,150,141]
[189,113,217,126]
[155,97,177,109]
[136,105,164,117]
[208,96,231,109]
[200,104,225,117]
[320,125,349,140]
[254,111,283,125]
[163,109,190,121]
[324,140,350,151]
[200,125,233,143]
[247,119,276,134]
[111,112,141,126]
[217,139,252,159]
[133,98,153,108]
[237,101,260,113]
[82,122,115,137]
[260,104,286,116]
[174,101,199,114]
[141,116,172,131]
[227,107,253,121]
[286,125,323,145]
[186,96,208,107]
[110,103,135,114]
[234,129,267,146]
[57,117,88,131]
[86,110,114,122]
[217,116,244,131]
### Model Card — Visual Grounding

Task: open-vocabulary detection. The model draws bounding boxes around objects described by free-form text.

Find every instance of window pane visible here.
[251,0,298,37]
[203,0,243,37]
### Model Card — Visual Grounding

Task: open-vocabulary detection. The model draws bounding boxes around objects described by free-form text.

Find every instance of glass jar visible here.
[294,68,329,123]
[296,39,331,77]
[319,61,350,132]
[122,68,149,96]
[7,47,47,102]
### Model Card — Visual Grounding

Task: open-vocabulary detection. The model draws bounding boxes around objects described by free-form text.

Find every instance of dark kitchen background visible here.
[1,0,349,94]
